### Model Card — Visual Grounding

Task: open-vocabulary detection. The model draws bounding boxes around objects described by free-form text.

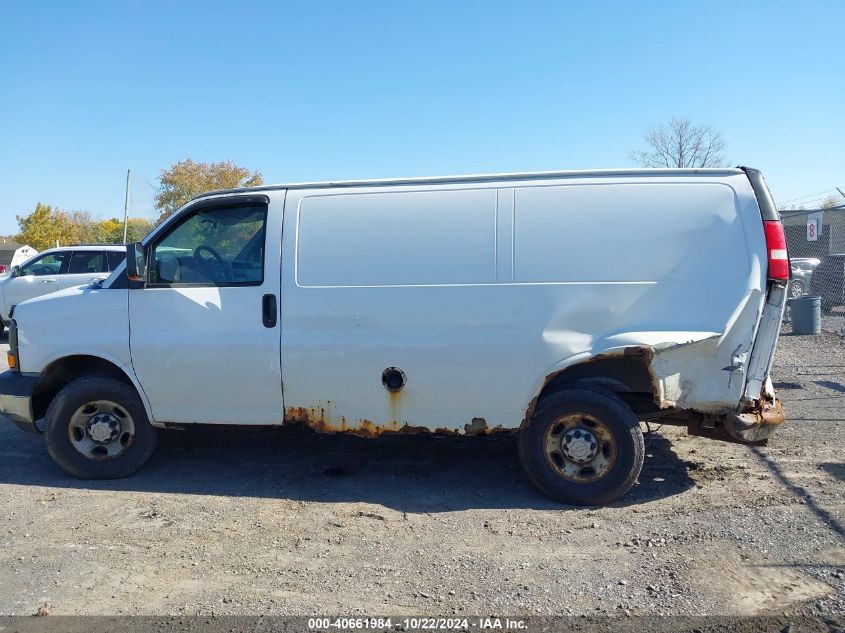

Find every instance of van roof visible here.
[191,167,746,202]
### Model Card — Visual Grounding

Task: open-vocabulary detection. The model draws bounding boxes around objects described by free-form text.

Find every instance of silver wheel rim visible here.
[68,400,135,460]
[543,412,617,483]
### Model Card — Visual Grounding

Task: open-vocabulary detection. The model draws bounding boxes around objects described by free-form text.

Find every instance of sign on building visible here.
[807,211,823,242]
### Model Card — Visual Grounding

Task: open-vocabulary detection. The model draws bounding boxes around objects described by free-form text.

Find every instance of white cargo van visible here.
[0,167,788,505]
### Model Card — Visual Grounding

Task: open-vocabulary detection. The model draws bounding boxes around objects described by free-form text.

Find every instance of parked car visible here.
[810,254,845,312]
[788,257,820,298]
[0,167,788,505]
[0,245,126,334]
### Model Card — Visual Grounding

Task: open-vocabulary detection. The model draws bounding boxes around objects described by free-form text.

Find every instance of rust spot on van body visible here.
[388,390,400,426]
[285,405,421,437]
[283,407,509,437]
[464,417,488,435]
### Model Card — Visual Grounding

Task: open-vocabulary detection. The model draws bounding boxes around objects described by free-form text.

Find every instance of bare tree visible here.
[629,117,728,168]
[821,196,842,209]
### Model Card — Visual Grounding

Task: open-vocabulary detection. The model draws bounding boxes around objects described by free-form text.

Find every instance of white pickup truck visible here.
[0,167,788,505]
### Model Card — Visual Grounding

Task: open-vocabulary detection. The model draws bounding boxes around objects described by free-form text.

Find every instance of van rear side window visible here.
[296,189,496,287]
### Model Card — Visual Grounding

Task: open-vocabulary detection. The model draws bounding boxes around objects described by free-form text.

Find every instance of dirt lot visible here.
[0,330,843,620]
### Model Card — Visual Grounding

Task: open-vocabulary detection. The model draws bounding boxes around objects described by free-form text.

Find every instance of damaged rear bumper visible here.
[721,396,785,443]
[687,380,785,446]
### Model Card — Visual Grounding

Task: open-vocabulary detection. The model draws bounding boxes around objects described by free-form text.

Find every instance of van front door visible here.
[128,195,283,425]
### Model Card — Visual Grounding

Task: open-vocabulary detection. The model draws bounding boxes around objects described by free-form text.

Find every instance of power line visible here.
[781,198,838,210]
[129,175,160,192]
[778,188,839,205]
[93,181,125,213]
[780,199,835,210]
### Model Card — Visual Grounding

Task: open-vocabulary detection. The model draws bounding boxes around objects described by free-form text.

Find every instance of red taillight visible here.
[763,220,789,280]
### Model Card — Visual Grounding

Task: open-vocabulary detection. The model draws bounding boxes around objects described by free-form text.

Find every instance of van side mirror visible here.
[126,242,147,283]
[11,265,20,278]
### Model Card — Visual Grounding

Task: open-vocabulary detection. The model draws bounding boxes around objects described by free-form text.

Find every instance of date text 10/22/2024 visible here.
[307,618,528,631]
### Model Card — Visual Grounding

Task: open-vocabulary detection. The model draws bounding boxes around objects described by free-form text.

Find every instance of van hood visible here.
[17,283,95,309]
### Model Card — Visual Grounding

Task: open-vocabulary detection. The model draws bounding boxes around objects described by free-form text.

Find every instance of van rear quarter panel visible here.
[280,174,767,433]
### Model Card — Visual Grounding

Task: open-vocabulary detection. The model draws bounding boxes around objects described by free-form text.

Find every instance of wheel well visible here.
[536,354,659,416]
[32,355,134,421]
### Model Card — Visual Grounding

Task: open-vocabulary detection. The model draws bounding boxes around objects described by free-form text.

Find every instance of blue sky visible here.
[1,1,843,235]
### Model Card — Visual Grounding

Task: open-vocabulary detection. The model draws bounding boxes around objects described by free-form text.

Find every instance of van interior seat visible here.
[158,256,181,283]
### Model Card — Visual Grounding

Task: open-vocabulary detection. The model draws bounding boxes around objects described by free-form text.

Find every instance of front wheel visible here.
[518,387,644,505]
[44,375,158,479]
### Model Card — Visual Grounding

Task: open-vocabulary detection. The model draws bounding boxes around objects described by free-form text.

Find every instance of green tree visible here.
[14,203,54,250]
[90,217,153,243]
[59,210,94,244]
[126,218,154,242]
[155,159,263,224]
[91,218,123,243]
[15,203,93,250]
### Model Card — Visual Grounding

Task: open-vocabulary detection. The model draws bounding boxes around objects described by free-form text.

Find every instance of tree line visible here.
[14,159,263,251]
[14,204,155,251]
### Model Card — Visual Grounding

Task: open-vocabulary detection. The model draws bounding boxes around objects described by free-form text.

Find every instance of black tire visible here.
[789,280,805,299]
[518,387,644,505]
[44,375,157,479]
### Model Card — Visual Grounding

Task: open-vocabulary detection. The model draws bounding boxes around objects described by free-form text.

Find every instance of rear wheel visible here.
[518,387,644,505]
[789,280,805,298]
[44,375,157,479]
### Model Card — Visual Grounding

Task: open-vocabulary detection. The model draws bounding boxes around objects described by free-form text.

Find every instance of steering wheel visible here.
[30,265,55,276]
[193,245,232,282]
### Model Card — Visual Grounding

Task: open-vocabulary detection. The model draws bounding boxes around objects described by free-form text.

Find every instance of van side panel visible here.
[296,189,496,287]
[279,174,767,433]
[513,183,750,283]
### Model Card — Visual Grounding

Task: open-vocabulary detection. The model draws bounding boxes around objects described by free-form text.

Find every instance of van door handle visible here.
[262,294,277,328]
[41,279,56,283]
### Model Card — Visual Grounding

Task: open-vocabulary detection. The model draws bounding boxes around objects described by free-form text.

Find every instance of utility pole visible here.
[122,169,131,243]
[837,187,845,201]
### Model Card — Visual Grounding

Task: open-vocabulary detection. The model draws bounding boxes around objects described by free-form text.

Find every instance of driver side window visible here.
[150,204,267,286]
[20,252,70,277]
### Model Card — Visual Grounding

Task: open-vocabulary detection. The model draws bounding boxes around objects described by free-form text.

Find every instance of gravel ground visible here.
[0,330,842,620]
